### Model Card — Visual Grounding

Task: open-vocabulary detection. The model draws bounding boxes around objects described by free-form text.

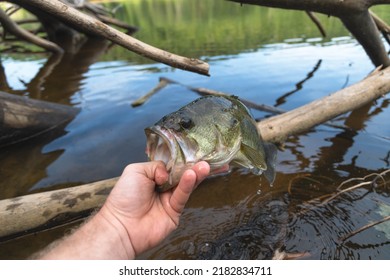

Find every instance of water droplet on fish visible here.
[257,189,262,195]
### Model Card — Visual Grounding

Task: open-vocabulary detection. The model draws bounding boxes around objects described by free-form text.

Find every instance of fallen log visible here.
[0,91,80,147]
[0,177,118,242]
[0,67,389,241]
[257,67,390,143]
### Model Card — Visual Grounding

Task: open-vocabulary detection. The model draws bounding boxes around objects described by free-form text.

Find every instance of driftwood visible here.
[0,67,389,241]
[0,91,80,147]
[0,177,118,242]
[257,67,390,143]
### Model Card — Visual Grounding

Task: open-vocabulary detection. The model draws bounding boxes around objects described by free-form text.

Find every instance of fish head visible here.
[145,97,244,191]
[145,110,204,191]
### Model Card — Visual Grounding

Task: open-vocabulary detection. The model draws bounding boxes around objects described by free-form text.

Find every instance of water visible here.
[0,0,389,259]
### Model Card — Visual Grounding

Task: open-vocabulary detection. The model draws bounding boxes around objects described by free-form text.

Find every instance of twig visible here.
[370,10,390,46]
[296,169,390,217]
[337,169,390,191]
[320,181,372,205]
[339,216,390,242]
[0,7,63,53]
[131,78,170,107]
[305,11,326,37]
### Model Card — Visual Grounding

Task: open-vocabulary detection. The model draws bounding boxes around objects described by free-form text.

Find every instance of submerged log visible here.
[0,91,80,147]
[0,67,389,241]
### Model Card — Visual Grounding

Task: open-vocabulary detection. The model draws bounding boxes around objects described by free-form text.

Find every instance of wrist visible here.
[95,205,136,259]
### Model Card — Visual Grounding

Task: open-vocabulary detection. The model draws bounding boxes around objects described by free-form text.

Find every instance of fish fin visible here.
[240,143,267,170]
[263,142,277,184]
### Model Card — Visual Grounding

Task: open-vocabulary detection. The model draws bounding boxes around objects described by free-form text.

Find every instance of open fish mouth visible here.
[145,126,180,173]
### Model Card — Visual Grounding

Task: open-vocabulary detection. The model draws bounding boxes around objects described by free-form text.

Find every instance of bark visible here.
[340,10,389,67]
[8,0,210,76]
[0,91,80,147]
[0,67,389,241]
[0,177,118,242]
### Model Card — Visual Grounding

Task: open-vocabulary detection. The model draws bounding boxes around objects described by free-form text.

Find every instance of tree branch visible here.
[228,0,369,15]
[340,10,390,67]
[8,0,210,76]
[228,0,390,67]
[0,7,63,53]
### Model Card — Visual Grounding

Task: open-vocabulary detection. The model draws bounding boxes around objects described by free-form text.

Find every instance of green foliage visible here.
[100,0,353,63]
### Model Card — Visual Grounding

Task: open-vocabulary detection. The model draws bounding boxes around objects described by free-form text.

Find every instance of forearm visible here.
[37,208,135,260]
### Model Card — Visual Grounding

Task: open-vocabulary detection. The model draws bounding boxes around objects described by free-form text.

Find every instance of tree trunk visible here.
[228,0,390,67]
[0,91,80,147]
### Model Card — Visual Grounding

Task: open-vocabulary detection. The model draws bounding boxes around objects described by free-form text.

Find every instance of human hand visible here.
[98,161,211,258]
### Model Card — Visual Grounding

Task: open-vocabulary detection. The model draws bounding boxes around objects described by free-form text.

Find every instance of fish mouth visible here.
[145,125,180,172]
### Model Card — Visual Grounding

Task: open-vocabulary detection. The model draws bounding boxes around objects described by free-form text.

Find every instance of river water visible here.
[0,0,389,259]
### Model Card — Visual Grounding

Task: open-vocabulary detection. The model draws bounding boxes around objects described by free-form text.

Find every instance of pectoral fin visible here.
[240,143,267,170]
[239,142,277,185]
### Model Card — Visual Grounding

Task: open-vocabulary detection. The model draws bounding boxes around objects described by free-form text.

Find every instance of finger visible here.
[125,161,168,184]
[192,161,211,187]
[169,169,197,215]
[153,162,169,186]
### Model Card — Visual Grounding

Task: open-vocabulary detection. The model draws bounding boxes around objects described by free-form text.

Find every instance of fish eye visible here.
[179,117,193,129]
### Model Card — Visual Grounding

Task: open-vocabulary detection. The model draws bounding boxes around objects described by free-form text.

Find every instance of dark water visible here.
[0,0,389,259]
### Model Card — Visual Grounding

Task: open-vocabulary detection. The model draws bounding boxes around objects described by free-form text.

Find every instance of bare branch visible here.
[340,10,390,67]
[0,7,63,53]
[9,0,209,76]
[305,11,326,37]
[228,0,390,67]
[339,215,390,242]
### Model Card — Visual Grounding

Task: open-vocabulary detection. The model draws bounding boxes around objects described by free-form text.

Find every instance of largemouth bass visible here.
[145,95,277,191]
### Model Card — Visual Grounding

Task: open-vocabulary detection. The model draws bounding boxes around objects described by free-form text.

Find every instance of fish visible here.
[145,95,277,192]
